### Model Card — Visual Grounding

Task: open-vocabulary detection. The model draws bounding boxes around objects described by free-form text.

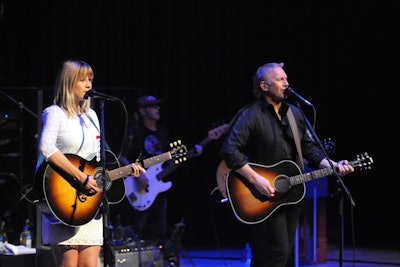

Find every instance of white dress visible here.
[39,105,103,245]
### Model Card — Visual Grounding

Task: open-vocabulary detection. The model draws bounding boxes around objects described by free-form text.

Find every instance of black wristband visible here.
[83,174,89,187]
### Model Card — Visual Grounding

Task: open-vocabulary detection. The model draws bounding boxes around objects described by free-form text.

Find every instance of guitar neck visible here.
[290,157,371,186]
[107,151,173,182]
[186,123,228,159]
[157,162,180,181]
[290,167,334,186]
[187,137,211,158]
[142,152,173,168]
[157,138,211,180]
[155,125,228,181]
[198,136,212,147]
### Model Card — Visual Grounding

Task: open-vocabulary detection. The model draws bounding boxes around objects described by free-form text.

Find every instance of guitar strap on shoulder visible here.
[287,107,304,171]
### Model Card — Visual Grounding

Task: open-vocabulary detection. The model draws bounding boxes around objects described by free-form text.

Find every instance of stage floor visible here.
[178,245,400,267]
[6,247,398,267]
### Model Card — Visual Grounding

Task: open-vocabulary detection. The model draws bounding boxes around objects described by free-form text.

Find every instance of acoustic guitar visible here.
[35,140,187,226]
[226,152,373,224]
[216,138,336,199]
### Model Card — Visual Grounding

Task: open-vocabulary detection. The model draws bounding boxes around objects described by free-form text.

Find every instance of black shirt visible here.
[122,116,170,164]
[219,98,325,171]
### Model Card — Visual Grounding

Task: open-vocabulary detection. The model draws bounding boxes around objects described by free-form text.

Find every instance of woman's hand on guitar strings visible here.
[131,162,146,177]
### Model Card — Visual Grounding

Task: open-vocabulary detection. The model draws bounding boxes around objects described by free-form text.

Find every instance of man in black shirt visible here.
[219,62,354,267]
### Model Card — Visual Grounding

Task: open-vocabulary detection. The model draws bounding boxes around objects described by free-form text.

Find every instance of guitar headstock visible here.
[350,152,374,172]
[169,140,188,164]
[208,123,229,140]
[322,137,335,155]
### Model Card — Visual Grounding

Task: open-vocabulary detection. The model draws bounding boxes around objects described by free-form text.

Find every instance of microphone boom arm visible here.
[286,87,314,107]
[84,89,118,101]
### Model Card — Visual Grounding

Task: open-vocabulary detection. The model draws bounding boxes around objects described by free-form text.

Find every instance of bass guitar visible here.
[35,140,187,226]
[125,123,229,211]
[226,152,373,224]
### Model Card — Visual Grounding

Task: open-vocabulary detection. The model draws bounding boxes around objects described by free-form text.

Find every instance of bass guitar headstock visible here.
[322,137,335,155]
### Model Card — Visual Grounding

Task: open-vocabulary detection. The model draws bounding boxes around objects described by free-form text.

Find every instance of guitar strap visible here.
[287,107,304,171]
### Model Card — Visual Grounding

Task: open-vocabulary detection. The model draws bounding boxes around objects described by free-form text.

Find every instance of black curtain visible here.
[0,0,397,248]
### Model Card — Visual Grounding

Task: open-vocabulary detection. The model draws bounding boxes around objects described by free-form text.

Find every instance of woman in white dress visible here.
[38,60,145,267]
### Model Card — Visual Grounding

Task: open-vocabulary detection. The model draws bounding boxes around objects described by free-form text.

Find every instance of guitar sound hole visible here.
[274,175,291,193]
[93,168,111,191]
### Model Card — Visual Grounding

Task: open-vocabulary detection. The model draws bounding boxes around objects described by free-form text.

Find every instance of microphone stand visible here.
[96,98,112,267]
[0,89,38,182]
[88,90,131,266]
[291,99,356,267]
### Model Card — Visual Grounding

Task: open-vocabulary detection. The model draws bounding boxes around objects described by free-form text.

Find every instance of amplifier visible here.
[110,244,164,267]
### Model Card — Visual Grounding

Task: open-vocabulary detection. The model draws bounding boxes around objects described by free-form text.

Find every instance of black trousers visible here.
[250,204,301,267]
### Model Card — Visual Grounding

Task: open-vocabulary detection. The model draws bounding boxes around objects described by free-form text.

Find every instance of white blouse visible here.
[39,105,103,245]
[40,105,100,162]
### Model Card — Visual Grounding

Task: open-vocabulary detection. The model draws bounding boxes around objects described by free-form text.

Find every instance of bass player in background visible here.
[115,95,203,244]
[219,62,354,267]
[37,60,145,267]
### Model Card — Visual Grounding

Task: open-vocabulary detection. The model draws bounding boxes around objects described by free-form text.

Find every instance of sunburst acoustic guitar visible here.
[225,152,373,224]
[216,138,336,200]
[35,140,187,226]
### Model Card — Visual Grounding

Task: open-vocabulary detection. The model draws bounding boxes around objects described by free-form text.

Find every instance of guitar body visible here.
[227,161,305,224]
[124,162,172,211]
[37,150,124,227]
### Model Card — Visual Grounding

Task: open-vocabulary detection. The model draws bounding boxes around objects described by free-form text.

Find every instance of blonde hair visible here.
[53,60,94,117]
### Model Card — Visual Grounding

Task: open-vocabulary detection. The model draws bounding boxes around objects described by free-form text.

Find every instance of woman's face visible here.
[74,75,93,102]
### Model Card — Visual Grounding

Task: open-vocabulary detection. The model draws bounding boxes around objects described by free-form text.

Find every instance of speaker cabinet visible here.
[111,244,164,267]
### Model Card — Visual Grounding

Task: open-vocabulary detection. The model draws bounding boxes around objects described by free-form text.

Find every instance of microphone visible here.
[286,87,313,106]
[84,89,118,101]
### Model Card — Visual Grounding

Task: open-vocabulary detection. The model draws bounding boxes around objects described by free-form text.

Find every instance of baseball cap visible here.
[136,95,164,109]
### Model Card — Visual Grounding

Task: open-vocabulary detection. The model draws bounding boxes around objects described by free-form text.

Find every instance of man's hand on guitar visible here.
[194,144,203,155]
[253,174,276,198]
[320,158,354,176]
[335,160,354,176]
[240,163,276,198]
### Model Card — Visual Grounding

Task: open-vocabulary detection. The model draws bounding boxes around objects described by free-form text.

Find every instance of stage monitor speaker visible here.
[111,244,164,267]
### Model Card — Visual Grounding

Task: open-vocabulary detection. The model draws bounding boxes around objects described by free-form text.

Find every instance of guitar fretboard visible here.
[289,154,373,186]
[290,168,334,185]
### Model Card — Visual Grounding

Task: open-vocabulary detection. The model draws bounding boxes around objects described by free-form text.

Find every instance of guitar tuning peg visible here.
[170,139,182,148]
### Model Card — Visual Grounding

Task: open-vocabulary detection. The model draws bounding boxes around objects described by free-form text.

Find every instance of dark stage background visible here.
[0,0,397,250]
